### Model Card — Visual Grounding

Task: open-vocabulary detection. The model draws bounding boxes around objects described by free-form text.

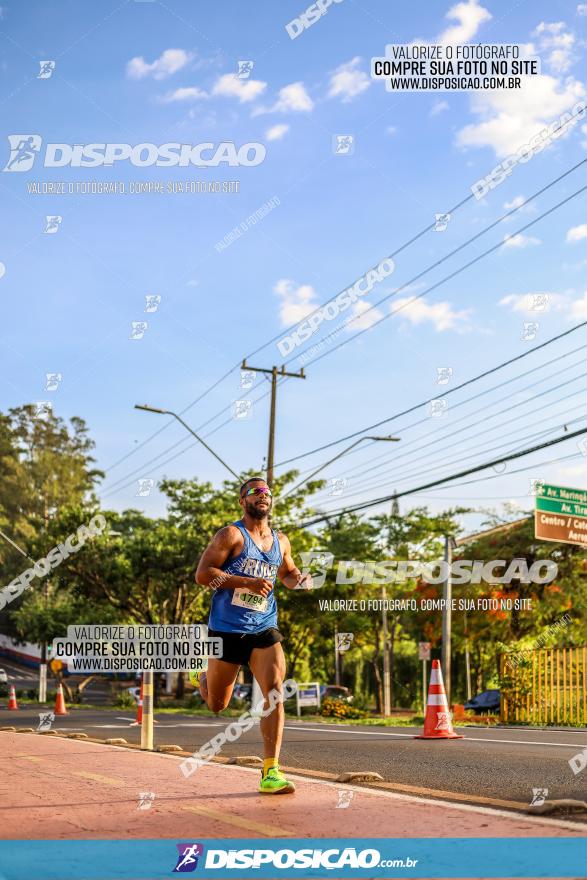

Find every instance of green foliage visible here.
[320,696,368,720]
[1,402,585,722]
[115,689,137,709]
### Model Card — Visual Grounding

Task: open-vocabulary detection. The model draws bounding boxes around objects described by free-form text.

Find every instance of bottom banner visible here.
[0,838,585,879]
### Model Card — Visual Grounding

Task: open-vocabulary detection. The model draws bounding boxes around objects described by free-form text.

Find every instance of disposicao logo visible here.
[3,136,266,171]
[173,843,204,873]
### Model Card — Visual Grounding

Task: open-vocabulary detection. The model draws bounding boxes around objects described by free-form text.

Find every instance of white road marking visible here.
[93,722,220,730]
[284,725,587,749]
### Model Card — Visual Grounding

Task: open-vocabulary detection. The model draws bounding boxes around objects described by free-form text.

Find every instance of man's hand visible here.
[294,573,313,590]
[246,578,273,597]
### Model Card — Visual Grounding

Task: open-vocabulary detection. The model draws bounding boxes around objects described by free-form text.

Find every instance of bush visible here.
[115,689,137,709]
[320,697,368,720]
[350,693,373,713]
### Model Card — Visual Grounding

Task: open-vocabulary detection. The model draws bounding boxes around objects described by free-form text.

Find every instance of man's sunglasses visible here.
[243,487,273,498]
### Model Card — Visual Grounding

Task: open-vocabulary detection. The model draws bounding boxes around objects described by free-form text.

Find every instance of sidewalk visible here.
[1,731,585,840]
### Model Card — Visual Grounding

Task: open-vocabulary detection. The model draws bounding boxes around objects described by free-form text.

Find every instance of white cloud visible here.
[566,224,587,243]
[254,82,314,116]
[457,72,585,157]
[212,73,267,103]
[393,297,472,332]
[457,17,584,159]
[502,195,536,221]
[534,21,576,73]
[437,0,492,44]
[569,291,587,319]
[346,301,384,331]
[327,57,370,103]
[274,279,317,326]
[127,48,191,80]
[503,233,541,248]
[503,195,526,211]
[386,125,398,135]
[266,124,290,141]
[578,4,587,14]
[430,100,449,117]
[161,86,207,103]
[274,82,314,113]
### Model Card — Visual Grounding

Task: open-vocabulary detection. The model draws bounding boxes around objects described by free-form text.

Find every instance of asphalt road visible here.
[3,703,587,817]
[0,657,38,688]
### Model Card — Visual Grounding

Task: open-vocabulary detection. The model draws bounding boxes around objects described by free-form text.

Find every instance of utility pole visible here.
[464,608,472,701]
[334,623,341,686]
[241,361,305,488]
[441,535,456,705]
[381,586,391,716]
[140,669,154,751]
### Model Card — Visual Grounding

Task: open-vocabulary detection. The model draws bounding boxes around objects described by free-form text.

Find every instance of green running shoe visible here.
[259,766,296,795]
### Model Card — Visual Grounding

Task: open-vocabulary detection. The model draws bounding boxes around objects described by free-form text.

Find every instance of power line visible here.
[105,156,586,483]
[313,413,586,508]
[286,338,587,485]
[297,425,587,528]
[181,173,587,480]
[104,161,485,478]
[305,350,587,496]
[285,181,587,372]
[104,162,587,491]
[275,319,587,468]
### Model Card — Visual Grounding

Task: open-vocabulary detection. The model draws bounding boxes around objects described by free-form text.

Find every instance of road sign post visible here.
[418,642,431,712]
[534,482,587,546]
[140,670,154,750]
[38,663,47,703]
[296,682,321,717]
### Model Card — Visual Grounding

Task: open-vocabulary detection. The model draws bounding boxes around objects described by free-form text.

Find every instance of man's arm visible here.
[277,533,313,590]
[196,526,273,597]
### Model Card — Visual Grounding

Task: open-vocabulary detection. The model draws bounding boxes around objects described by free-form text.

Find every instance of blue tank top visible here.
[208,520,282,634]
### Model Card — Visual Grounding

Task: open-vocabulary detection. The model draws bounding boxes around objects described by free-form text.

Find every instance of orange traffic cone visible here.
[7,685,18,710]
[415,659,463,740]
[130,682,143,726]
[54,683,68,716]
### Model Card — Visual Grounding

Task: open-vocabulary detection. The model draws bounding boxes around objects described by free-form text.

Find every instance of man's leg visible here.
[249,642,294,793]
[201,659,240,713]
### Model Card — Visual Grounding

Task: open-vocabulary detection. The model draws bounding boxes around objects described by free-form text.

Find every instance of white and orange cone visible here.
[415,659,463,740]
[130,682,143,726]
[7,685,18,710]
[54,683,68,716]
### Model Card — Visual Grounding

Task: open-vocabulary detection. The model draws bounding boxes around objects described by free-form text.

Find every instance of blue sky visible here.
[1,0,586,533]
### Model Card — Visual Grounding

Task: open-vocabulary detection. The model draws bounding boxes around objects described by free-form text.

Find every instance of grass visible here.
[289,713,426,727]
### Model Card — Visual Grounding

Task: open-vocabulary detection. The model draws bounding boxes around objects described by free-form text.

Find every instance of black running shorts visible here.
[208,627,283,667]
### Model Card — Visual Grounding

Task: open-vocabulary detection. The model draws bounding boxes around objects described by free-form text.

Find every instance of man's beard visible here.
[246,500,271,520]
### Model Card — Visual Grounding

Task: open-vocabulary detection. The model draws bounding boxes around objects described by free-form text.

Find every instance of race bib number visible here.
[231,588,268,613]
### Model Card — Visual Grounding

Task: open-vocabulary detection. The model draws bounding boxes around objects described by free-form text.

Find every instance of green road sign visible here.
[535,496,587,518]
[535,482,587,545]
[535,482,587,505]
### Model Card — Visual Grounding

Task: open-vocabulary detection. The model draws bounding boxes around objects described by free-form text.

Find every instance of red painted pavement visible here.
[0,733,585,841]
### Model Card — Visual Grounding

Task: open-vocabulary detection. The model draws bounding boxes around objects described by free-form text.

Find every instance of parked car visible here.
[0,669,7,684]
[319,685,353,703]
[464,689,500,713]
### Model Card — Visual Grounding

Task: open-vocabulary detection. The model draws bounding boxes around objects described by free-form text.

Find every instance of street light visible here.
[134,404,240,479]
[283,435,400,499]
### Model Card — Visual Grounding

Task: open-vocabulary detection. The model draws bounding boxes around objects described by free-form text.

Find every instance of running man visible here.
[196,477,312,794]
